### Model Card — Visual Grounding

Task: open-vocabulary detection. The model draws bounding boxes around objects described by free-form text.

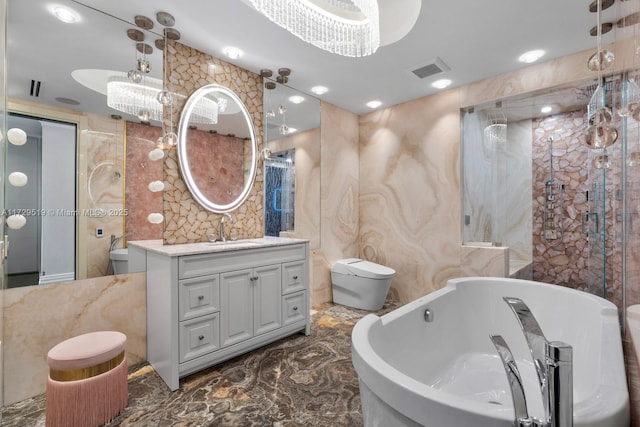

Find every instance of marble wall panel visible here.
[359,91,462,304]
[84,114,126,278]
[3,273,146,405]
[320,102,359,305]
[460,245,509,277]
[163,41,264,244]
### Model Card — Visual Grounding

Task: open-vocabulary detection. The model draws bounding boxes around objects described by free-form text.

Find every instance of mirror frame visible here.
[177,83,258,213]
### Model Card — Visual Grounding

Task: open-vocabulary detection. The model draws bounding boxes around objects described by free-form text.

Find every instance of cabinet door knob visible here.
[198,335,204,340]
[293,275,298,280]
[293,306,298,311]
[198,295,204,300]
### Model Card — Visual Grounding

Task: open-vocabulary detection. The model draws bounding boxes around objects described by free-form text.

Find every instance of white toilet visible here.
[331,258,395,310]
[109,248,128,275]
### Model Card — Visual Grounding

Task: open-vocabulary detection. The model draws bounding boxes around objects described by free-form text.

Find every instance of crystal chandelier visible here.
[248,0,379,57]
[106,72,219,124]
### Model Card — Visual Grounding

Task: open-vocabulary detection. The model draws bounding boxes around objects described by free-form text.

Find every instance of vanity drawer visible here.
[283,291,306,326]
[179,313,220,363]
[178,244,306,279]
[179,274,220,321]
[282,261,305,294]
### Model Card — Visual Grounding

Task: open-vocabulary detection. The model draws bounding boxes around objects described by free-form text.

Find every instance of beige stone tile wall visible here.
[162,41,264,244]
[359,90,462,304]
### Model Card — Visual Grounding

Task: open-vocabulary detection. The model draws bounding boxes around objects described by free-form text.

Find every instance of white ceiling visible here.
[7,0,633,124]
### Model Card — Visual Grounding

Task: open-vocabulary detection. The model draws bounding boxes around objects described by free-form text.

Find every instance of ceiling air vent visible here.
[30,79,42,97]
[409,57,450,79]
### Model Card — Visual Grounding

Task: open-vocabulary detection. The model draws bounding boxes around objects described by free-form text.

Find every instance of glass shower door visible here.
[586,171,607,298]
[264,154,295,236]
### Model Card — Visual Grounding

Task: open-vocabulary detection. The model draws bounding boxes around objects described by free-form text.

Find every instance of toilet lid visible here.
[335,259,395,279]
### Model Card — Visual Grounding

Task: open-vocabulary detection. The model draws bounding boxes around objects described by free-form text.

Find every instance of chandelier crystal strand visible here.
[249,0,379,57]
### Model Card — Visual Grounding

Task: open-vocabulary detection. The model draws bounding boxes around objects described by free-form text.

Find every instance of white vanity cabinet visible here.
[138,238,310,391]
[220,264,282,347]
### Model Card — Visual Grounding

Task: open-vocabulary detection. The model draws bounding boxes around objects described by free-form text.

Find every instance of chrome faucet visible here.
[492,297,573,427]
[490,335,530,426]
[220,213,233,242]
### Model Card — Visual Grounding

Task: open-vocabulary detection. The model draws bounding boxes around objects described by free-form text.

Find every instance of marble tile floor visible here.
[1,300,400,427]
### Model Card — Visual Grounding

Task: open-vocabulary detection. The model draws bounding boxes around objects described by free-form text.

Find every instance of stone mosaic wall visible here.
[162,41,264,244]
[532,110,622,308]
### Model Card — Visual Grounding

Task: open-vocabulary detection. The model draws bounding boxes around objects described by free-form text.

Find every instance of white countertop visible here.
[128,236,308,257]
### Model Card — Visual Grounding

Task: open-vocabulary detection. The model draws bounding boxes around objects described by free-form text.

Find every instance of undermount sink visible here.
[209,239,261,247]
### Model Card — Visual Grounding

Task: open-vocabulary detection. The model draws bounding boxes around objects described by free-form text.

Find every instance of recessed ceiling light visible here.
[223,46,243,59]
[311,85,328,95]
[541,105,553,114]
[366,100,382,109]
[288,95,305,104]
[518,49,545,64]
[50,5,80,23]
[432,79,452,89]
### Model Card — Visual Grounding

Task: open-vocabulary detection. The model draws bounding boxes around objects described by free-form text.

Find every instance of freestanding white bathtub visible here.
[352,277,630,427]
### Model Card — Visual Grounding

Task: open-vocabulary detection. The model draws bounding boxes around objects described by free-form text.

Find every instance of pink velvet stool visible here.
[45,331,128,427]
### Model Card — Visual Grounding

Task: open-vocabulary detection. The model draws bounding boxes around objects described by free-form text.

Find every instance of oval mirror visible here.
[177,84,258,213]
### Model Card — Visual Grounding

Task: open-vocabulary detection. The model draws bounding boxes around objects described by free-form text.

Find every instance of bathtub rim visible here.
[351,276,629,426]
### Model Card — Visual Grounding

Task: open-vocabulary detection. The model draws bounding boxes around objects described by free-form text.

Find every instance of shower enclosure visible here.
[461,72,640,318]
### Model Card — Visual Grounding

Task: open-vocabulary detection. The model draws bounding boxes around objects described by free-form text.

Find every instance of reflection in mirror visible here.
[7,0,163,287]
[177,84,258,213]
[264,150,295,236]
[6,115,76,287]
[262,80,321,241]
